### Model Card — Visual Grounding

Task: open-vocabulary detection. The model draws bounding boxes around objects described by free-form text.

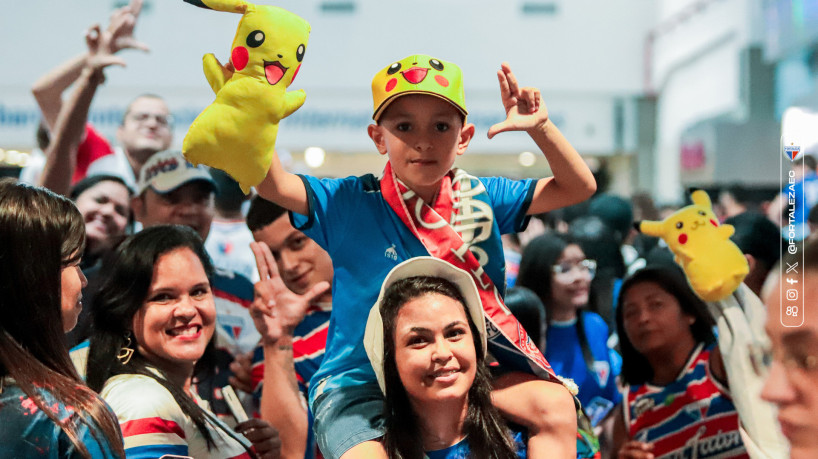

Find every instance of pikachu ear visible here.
[638,220,665,238]
[183,0,249,14]
[690,189,712,209]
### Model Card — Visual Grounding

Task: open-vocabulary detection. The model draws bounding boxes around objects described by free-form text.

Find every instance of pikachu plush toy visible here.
[183,0,310,193]
[638,190,749,302]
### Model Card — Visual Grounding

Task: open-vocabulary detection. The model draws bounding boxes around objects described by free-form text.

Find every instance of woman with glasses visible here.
[611,266,747,459]
[517,233,621,425]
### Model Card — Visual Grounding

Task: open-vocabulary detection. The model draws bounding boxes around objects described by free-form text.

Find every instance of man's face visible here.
[117,97,173,165]
[133,182,215,241]
[762,272,818,459]
[252,214,333,303]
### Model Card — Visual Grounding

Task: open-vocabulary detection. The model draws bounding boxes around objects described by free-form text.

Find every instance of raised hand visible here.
[487,62,549,139]
[84,25,126,75]
[103,0,150,54]
[249,242,330,345]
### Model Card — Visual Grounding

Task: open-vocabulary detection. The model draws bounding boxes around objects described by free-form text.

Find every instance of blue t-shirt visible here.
[425,429,527,459]
[292,173,535,405]
[0,380,120,458]
[545,311,621,424]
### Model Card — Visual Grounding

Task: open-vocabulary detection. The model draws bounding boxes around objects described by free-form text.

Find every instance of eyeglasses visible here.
[126,112,174,128]
[551,259,597,280]
[750,343,818,377]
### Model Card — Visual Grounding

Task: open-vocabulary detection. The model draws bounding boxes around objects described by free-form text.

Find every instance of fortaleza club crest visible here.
[784,142,801,161]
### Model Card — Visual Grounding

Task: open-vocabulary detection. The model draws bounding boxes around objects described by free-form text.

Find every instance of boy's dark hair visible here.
[505,286,546,350]
[724,211,781,269]
[209,168,246,214]
[379,276,518,459]
[615,266,716,385]
[246,195,288,232]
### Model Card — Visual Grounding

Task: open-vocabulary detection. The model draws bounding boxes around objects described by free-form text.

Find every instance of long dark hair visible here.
[380,276,518,459]
[615,266,716,385]
[0,179,124,458]
[86,225,229,450]
[517,233,595,371]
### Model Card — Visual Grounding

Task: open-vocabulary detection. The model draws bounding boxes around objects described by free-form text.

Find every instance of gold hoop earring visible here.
[117,333,134,365]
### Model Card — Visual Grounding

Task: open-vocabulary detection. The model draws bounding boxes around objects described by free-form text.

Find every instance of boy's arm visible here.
[256,153,310,215]
[487,63,596,215]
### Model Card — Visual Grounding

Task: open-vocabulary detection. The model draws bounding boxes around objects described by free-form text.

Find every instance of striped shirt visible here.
[623,343,748,458]
[101,373,252,459]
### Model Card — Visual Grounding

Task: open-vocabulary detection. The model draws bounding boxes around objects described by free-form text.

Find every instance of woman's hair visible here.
[505,286,546,351]
[615,266,716,385]
[69,174,135,240]
[379,276,518,459]
[517,233,595,372]
[0,179,124,458]
[86,224,227,450]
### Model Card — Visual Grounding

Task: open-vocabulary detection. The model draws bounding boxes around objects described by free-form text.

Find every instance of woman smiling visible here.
[86,225,279,458]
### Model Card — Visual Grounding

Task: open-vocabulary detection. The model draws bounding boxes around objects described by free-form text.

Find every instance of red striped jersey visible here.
[623,343,748,458]
[101,373,252,459]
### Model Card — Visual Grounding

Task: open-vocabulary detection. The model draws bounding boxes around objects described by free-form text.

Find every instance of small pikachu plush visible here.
[638,190,749,302]
[183,0,310,193]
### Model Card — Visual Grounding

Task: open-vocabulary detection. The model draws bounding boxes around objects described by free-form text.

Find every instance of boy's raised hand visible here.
[250,241,330,345]
[487,62,549,139]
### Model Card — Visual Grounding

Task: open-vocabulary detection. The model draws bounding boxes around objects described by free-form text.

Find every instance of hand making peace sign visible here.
[249,242,330,345]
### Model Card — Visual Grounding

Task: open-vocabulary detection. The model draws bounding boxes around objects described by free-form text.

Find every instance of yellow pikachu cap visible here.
[371,54,467,122]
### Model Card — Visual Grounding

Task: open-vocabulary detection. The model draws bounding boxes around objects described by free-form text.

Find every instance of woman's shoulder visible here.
[581,311,610,333]
[100,373,184,420]
[0,381,118,458]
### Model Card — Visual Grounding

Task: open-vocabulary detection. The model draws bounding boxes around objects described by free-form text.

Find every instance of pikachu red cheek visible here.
[678,233,688,245]
[232,46,249,71]
[385,77,397,92]
[435,75,449,87]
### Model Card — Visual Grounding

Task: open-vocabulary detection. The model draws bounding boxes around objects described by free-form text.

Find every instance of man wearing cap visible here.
[132,149,259,420]
[256,56,596,458]
[86,94,174,190]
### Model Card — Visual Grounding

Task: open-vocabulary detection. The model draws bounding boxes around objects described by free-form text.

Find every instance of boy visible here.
[257,55,596,458]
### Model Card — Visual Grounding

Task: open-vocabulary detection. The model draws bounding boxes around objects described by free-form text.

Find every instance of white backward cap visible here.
[137,150,215,195]
[363,257,488,394]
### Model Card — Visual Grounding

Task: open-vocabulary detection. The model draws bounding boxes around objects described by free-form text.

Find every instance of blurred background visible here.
[1,0,817,205]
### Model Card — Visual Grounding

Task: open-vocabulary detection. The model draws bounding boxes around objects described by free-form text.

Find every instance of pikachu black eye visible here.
[296,44,306,62]
[387,62,401,75]
[698,211,706,216]
[246,30,265,48]
[676,222,683,229]
[429,59,444,71]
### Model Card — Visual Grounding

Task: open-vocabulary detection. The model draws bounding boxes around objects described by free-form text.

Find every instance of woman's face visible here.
[393,292,477,406]
[132,247,215,377]
[549,244,592,311]
[60,263,87,332]
[75,181,130,253]
[621,281,695,357]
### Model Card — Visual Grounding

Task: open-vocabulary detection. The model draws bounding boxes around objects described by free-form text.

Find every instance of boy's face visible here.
[368,94,475,201]
[252,213,333,303]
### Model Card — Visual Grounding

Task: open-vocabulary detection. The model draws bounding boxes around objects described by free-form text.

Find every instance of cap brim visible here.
[363,257,487,394]
[372,90,468,122]
[144,177,216,195]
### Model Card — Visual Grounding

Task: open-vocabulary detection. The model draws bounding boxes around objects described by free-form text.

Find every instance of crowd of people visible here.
[1,1,817,458]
